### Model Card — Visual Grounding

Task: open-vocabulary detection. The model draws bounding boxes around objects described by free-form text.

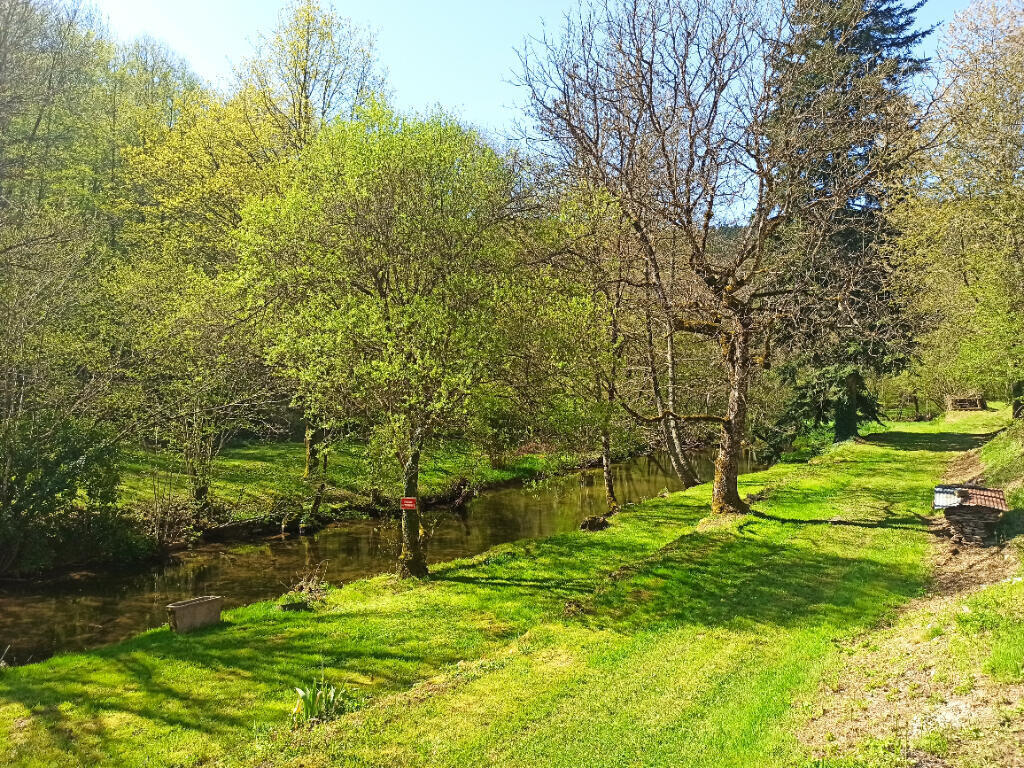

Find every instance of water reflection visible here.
[0,451,759,665]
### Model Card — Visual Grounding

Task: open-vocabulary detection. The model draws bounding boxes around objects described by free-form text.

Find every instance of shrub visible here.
[0,418,151,574]
[277,591,311,610]
[290,560,331,602]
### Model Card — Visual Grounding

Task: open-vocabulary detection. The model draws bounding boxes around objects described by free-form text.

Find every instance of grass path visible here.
[0,410,1008,767]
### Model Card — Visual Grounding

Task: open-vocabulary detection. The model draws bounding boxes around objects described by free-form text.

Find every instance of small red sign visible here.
[400,497,417,510]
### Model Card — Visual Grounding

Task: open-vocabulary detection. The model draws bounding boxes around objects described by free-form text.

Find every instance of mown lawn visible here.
[0,410,1008,768]
[119,439,572,517]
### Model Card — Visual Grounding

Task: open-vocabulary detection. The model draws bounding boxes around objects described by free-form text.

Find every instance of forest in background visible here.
[1,0,1022,578]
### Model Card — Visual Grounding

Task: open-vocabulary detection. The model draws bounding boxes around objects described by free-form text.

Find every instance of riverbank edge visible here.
[0,444,651,586]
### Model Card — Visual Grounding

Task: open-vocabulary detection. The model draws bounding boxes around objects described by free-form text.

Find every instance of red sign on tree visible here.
[400,497,417,511]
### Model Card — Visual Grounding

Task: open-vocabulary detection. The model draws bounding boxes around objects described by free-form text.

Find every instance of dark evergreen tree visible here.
[771,0,933,442]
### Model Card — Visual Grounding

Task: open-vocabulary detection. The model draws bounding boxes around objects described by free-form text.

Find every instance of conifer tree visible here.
[773,0,932,441]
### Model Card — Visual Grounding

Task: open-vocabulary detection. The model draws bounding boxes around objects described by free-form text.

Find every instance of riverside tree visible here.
[237,103,526,577]
[239,0,387,474]
[520,0,927,513]
[0,0,139,572]
[119,0,387,494]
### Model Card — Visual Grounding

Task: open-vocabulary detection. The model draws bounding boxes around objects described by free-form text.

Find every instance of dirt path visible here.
[802,437,1024,768]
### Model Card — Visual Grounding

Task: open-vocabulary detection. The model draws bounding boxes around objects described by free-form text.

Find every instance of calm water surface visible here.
[0,451,761,665]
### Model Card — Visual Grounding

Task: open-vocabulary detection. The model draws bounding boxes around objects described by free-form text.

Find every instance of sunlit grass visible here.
[0,410,1011,767]
[118,439,576,518]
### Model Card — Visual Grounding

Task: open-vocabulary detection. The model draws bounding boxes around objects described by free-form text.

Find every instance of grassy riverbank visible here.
[119,440,582,519]
[0,410,1012,767]
[980,418,1024,509]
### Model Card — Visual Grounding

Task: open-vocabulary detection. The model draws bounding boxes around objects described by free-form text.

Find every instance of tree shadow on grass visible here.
[0,467,941,766]
[738,508,931,534]
[861,431,999,453]
[0,602,515,767]
[2,513,719,767]
[578,528,925,635]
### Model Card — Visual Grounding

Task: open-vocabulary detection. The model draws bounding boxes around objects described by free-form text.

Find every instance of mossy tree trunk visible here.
[398,448,428,579]
[601,428,618,513]
[712,321,751,515]
[1013,380,1024,419]
[304,423,326,478]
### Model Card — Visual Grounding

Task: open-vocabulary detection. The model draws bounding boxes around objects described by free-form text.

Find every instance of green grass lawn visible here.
[119,439,573,519]
[0,409,1010,767]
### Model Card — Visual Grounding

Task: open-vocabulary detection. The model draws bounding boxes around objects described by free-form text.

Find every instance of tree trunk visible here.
[663,326,699,486]
[1013,380,1024,419]
[308,482,326,520]
[601,428,618,513]
[833,370,861,442]
[304,423,325,478]
[712,322,751,515]
[398,449,429,578]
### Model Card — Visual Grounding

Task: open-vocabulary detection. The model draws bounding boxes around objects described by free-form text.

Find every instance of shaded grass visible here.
[0,410,1008,767]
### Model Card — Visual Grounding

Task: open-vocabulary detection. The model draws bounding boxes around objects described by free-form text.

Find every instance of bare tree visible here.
[520,0,926,512]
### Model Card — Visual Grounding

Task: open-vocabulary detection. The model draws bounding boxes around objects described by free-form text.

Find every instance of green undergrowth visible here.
[0,410,1009,767]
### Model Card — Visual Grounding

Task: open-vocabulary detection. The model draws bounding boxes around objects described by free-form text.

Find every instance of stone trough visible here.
[166,595,224,633]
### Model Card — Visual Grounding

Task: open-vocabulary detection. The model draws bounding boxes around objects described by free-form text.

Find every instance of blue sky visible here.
[91,0,973,136]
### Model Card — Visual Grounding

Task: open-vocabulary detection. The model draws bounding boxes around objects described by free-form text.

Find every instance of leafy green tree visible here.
[0,1,136,573]
[238,103,525,577]
[112,0,387,502]
[0,0,108,206]
[891,0,1024,408]
[107,257,279,508]
[0,208,129,573]
[238,0,386,153]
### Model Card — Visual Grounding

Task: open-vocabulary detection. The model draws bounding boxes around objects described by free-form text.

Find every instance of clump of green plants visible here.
[291,677,363,729]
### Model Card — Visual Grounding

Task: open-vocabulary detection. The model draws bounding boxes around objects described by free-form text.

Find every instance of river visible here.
[0,450,762,665]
